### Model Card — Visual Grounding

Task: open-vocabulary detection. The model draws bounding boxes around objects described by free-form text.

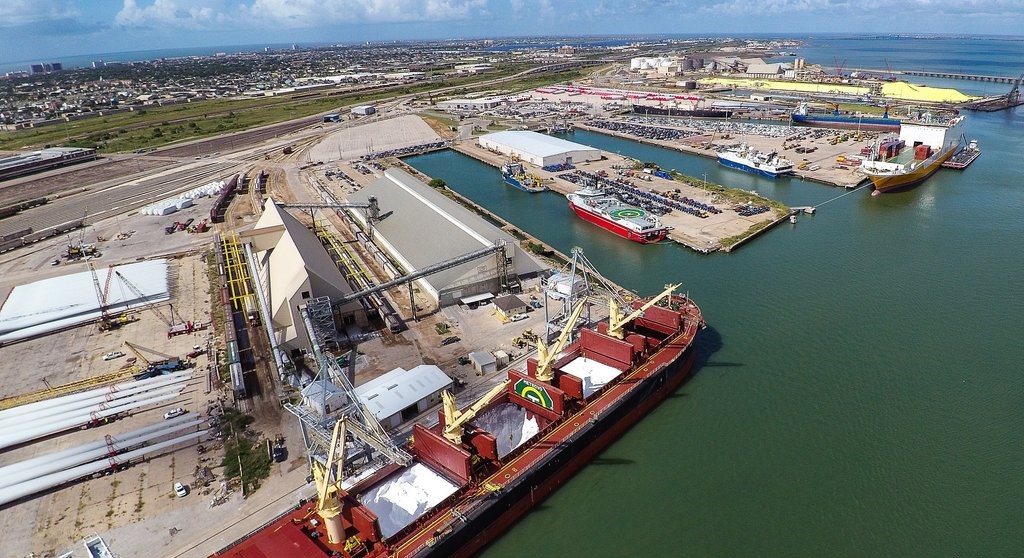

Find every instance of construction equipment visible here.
[115,271,203,337]
[535,301,587,382]
[441,380,509,444]
[607,284,680,340]
[90,263,135,331]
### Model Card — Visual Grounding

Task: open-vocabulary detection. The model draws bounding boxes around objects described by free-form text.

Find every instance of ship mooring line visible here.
[815,183,869,207]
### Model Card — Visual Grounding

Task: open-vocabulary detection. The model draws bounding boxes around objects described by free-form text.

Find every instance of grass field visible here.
[0,63,586,154]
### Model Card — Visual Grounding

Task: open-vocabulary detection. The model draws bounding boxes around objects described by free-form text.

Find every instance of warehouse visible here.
[348,168,546,307]
[242,200,369,354]
[353,364,453,429]
[478,131,601,167]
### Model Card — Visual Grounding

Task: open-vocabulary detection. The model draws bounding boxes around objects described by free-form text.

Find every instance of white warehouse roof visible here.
[479,131,599,160]
[354,364,452,421]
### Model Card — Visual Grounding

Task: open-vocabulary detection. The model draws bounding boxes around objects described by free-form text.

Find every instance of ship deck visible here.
[213,299,703,558]
[390,309,701,556]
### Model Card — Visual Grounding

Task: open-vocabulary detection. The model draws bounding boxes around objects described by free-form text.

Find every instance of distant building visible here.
[436,97,503,113]
[351,105,376,116]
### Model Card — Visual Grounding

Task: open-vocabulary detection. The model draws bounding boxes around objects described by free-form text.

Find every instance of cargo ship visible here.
[860,112,965,195]
[212,286,704,558]
[567,187,670,243]
[791,102,901,132]
[500,161,546,193]
[632,104,733,118]
[717,145,794,178]
[941,138,980,169]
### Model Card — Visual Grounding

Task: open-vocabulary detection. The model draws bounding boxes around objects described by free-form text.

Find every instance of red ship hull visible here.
[569,201,667,243]
[213,297,703,558]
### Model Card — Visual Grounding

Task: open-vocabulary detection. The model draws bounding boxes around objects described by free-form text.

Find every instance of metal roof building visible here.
[349,168,546,307]
[478,131,601,167]
[354,364,453,429]
[242,200,369,355]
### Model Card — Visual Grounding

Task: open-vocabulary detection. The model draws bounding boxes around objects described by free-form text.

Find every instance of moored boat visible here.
[717,144,794,178]
[500,161,546,193]
[791,101,901,132]
[860,112,965,194]
[941,138,981,169]
[212,285,704,558]
[566,187,670,243]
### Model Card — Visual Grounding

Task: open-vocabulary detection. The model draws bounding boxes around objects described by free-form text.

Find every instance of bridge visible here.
[886,70,1017,84]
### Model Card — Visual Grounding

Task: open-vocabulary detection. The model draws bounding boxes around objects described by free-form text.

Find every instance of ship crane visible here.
[607,283,680,340]
[313,418,349,545]
[441,380,510,444]
[535,301,588,382]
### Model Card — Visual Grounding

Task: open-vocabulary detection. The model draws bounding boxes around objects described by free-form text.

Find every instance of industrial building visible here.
[478,131,601,167]
[353,364,452,429]
[242,200,369,355]
[348,168,546,307]
[351,105,376,116]
[0,147,96,181]
[436,97,504,113]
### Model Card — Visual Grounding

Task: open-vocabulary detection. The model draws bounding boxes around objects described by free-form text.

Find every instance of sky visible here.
[2,0,1024,64]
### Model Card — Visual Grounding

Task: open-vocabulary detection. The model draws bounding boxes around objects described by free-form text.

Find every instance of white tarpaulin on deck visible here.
[0,259,169,343]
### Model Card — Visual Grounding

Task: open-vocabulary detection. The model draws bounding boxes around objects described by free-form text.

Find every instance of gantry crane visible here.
[607,283,680,340]
[534,301,587,382]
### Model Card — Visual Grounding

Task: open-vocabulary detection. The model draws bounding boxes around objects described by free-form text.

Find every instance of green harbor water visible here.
[403,109,1024,556]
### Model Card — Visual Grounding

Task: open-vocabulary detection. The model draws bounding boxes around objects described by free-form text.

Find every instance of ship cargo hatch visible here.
[560,356,628,398]
[473,402,541,458]
[361,463,460,538]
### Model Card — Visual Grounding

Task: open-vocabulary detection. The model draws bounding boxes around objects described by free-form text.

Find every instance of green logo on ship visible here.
[514,378,554,410]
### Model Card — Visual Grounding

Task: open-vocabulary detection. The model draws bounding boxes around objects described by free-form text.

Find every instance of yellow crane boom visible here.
[607,283,680,339]
[535,301,587,382]
[314,418,347,544]
[442,380,509,444]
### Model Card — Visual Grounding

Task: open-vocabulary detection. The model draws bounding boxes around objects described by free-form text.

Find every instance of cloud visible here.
[0,0,79,27]
[115,0,231,30]
[701,0,1024,17]
[114,0,490,30]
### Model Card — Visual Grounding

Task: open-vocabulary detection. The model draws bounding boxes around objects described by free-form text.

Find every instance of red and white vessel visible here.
[567,187,669,243]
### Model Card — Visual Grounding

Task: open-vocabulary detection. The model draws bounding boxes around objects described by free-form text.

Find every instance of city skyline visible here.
[3,0,1024,64]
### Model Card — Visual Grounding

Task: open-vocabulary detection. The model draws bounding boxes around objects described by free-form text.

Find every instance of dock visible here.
[447,140,793,254]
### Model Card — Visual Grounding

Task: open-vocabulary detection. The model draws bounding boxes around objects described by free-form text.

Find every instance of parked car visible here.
[163,408,187,420]
[510,313,529,322]
[174,482,188,497]
[102,351,126,361]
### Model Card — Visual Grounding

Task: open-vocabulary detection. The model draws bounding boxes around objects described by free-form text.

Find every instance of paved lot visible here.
[307,114,442,163]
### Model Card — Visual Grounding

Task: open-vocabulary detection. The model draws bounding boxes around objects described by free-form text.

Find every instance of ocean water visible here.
[404,35,1024,558]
